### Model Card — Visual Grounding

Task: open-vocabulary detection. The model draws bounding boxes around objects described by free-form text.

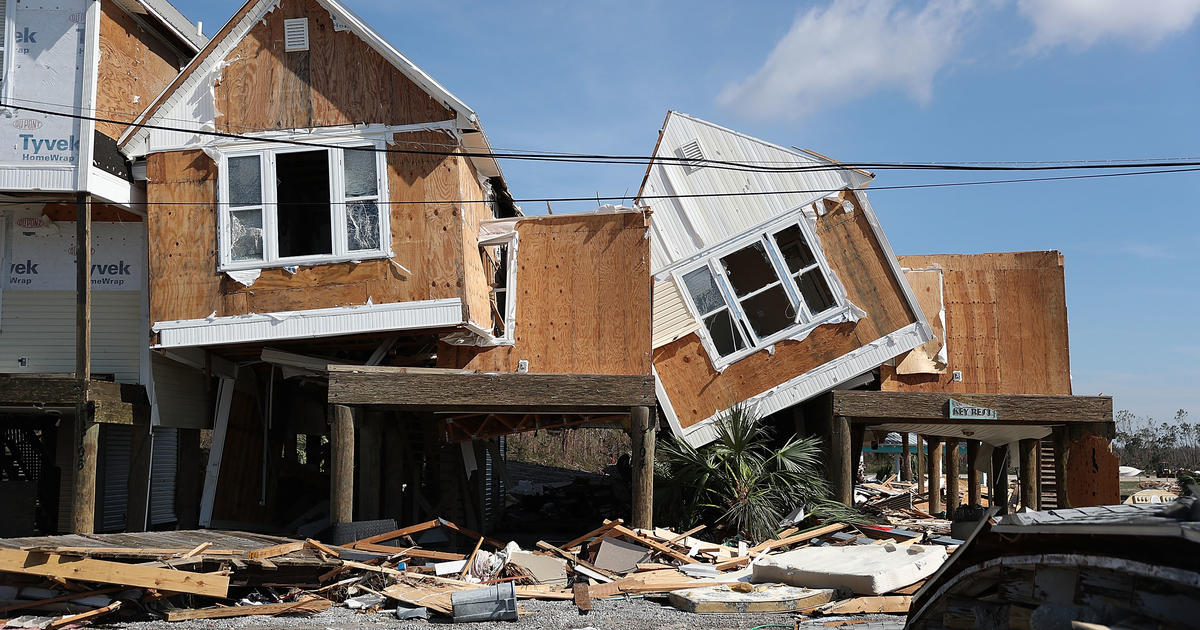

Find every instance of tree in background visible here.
[1114,409,1197,473]
[654,406,865,542]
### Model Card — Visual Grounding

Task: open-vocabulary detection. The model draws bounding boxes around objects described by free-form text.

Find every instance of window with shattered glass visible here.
[227,155,264,262]
[682,266,747,357]
[343,147,381,251]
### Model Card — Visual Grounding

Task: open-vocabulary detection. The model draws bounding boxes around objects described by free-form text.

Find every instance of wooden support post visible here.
[925,436,943,515]
[630,406,655,530]
[916,435,926,494]
[966,440,981,507]
[330,405,355,525]
[1019,438,1039,511]
[901,433,912,483]
[75,193,91,380]
[1051,426,1070,509]
[357,411,381,521]
[71,411,99,534]
[126,410,152,532]
[944,439,960,515]
[991,444,1009,514]
[850,423,866,486]
[830,416,853,505]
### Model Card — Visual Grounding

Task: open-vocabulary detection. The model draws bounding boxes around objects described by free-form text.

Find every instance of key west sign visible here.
[948,399,998,421]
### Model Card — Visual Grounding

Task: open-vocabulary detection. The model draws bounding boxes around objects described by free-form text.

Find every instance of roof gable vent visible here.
[677,139,706,173]
[284,18,310,52]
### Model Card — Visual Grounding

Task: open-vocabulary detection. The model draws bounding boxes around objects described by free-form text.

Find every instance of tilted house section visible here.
[639,112,932,447]
[120,0,513,350]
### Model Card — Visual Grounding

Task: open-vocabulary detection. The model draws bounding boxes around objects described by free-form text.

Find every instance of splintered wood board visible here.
[164,598,331,621]
[0,549,229,598]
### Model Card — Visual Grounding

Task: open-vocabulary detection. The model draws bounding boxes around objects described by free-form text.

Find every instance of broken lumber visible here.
[560,519,624,551]
[246,541,305,560]
[573,582,592,613]
[350,542,465,561]
[304,539,339,557]
[0,587,123,615]
[0,549,229,598]
[535,541,617,582]
[164,597,331,621]
[824,595,912,614]
[608,523,696,564]
[48,601,122,629]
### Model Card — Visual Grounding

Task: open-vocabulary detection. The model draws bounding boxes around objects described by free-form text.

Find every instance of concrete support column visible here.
[944,439,960,515]
[330,404,355,525]
[830,416,853,505]
[925,436,943,515]
[630,406,655,530]
[967,440,982,507]
[1019,438,1039,511]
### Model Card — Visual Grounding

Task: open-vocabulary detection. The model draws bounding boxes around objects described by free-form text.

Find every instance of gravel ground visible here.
[112,599,906,630]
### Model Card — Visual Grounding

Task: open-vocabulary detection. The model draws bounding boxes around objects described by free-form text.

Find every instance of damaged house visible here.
[0,0,205,535]
[116,0,655,536]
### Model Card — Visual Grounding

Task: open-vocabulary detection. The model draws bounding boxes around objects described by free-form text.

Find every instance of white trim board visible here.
[661,322,933,448]
[152,298,463,348]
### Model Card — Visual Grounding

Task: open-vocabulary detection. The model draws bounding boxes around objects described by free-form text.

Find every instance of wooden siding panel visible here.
[881,252,1071,395]
[456,157,492,327]
[213,0,451,132]
[97,0,184,139]
[652,191,919,430]
[145,140,468,325]
[439,213,651,375]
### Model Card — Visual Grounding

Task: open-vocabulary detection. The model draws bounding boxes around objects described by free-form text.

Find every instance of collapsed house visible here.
[0,0,205,535]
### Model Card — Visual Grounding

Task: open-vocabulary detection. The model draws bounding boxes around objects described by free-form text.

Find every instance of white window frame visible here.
[672,210,845,368]
[478,232,517,344]
[216,139,392,271]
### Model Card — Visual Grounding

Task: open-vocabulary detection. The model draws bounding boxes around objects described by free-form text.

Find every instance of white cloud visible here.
[716,0,979,121]
[1017,0,1200,52]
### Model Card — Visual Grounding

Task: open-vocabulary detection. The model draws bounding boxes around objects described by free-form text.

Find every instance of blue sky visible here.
[173,0,1200,422]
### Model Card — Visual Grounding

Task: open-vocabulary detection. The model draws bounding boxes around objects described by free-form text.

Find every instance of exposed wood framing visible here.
[443,412,626,443]
[328,373,655,410]
[0,378,144,425]
[0,549,229,597]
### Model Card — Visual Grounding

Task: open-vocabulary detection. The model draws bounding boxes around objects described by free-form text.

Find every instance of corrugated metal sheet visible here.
[0,291,143,383]
[651,277,700,349]
[151,354,209,429]
[100,425,131,533]
[149,427,177,526]
[640,112,872,272]
[153,297,463,348]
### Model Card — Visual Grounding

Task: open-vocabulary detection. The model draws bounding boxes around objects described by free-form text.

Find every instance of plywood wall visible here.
[653,190,919,429]
[213,0,451,132]
[454,156,493,328]
[881,251,1071,395]
[144,134,476,324]
[438,212,652,375]
[97,0,185,140]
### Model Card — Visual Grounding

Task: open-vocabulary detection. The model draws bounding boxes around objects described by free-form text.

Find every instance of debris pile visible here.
[0,515,963,627]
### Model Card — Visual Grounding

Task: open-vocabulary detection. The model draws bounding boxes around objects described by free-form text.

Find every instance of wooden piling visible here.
[967,440,981,507]
[1019,438,1039,511]
[944,439,960,515]
[926,436,943,515]
[630,406,655,529]
[330,405,355,525]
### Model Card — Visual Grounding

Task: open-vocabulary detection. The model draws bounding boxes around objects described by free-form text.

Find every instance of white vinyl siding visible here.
[0,291,142,382]
[651,277,701,349]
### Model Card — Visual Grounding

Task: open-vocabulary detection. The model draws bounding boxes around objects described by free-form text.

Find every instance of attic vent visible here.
[677,139,706,173]
[284,18,310,52]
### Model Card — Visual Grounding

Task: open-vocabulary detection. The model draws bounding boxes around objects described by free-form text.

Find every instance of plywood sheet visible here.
[213,0,451,133]
[895,268,945,375]
[96,0,184,139]
[1064,434,1120,507]
[653,191,918,430]
[882,251,1071,395]
[439,212,652,375]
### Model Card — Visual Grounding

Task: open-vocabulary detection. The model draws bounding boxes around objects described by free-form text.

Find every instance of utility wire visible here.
[6,101,1200,176]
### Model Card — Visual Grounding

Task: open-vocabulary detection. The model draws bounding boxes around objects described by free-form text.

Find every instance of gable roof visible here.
[118,0,502,178]
[114,0,209,52]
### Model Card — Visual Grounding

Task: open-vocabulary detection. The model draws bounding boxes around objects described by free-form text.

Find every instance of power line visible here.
[6,100,1200,176]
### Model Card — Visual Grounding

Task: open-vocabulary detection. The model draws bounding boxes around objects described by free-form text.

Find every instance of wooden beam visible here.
[71,413,98,534]
[926,436,943,515]
[967,440,981,507]
[350,542,464,561]
[164,597,330,621]
[49,601,121,629]
[829,416,852,505]
[1019,438,1039,511]
[944,438,960,515]
[832,391,1113,424]
[0,549,229,597]
[560,519,623,551]
[328,373,655,409]
[76,192,91,381]
[630,406,655,530]
[330,404,355,525]
[246,541,304,559]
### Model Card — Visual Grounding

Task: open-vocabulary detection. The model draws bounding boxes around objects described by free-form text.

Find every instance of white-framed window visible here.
[218,141,390,270]
[675,213,842,367]
[479,234,516,343]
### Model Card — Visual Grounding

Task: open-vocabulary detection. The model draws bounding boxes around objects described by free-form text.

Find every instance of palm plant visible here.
[655,406,865,541]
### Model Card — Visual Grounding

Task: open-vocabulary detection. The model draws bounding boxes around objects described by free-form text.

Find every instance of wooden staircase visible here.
[1039,437,1058,509]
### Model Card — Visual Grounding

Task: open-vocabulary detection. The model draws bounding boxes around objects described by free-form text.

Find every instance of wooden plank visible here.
[181,542,211,558]
[825,595,911,614]
[350,542,464,561]
[560,519,623,551]
[304,539,339,557]
[536,541,617,582]
[665,525,706,546]
[607,524,695,565]
[164,597,331,621]
[0,587,122,615]
[458,537,484,580]
[350,519,440,547]
[0,549,228,598]
[328,373,655,409]
[48,601,121,629]
[246,541,304,560]
[715,523,847,571]
[831,391,1112,424]
[573,582,592,613]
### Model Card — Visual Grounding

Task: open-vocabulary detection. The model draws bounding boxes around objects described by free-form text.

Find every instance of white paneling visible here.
[651,277,700,349]
[0,291,143,382]
[151,353,209,429]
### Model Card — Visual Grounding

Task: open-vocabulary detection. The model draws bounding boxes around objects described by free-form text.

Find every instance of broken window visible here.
[219,142,388,269]
[678,217,845,365]
[478,239,515,341]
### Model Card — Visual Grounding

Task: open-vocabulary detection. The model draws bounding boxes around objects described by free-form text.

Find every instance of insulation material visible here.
[896,267,947,375]
[752,544,947,595]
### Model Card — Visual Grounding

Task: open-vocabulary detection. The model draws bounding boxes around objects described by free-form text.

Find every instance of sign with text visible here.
[0,0,88,172]
[6,218,143,291]
[948,399,998,421]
